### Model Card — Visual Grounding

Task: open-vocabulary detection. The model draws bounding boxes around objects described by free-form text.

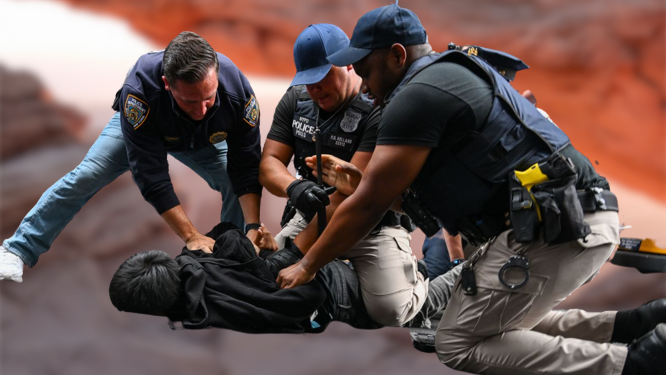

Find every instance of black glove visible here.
[286,179,330,217]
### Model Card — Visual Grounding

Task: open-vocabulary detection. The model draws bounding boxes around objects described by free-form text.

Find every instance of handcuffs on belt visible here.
[460,238,531,295]
[498,249,530,290]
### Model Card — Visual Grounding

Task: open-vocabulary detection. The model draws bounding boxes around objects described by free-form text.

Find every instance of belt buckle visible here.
[588,187,607,211]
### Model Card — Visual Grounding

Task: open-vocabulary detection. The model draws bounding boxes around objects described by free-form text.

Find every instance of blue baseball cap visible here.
[327,4,427,67]
[290,24,350,87]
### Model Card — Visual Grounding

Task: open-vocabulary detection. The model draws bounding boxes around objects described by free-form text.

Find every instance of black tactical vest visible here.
[290,86,374,182]
[390,50,570,234]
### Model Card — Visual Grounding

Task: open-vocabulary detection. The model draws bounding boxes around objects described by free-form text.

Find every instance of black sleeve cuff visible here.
[151,192,181,215]
[233,184,263,197]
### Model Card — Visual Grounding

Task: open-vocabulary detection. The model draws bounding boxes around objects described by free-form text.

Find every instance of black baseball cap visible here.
[327,4,427,67]
[291,24,350,87]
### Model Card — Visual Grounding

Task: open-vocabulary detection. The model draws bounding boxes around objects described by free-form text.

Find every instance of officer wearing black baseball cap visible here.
[327,4,427,66]
[278,4,663,375]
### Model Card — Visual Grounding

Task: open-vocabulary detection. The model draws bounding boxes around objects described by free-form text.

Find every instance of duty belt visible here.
[460,188,618,245]
[577,188,618,212]
[284,206,410,233]
[372,212,412,233]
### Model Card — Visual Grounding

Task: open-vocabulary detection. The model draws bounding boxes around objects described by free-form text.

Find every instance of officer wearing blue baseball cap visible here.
[277,4,659,375]
[290,23,350,87]
[261,23,366,222]
[260,23,429,327]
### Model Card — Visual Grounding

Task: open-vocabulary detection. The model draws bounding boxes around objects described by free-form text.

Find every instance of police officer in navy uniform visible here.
[113,32,265,252]
[0,32,269,282]
[277,5,666,375]
[260,24,428,327]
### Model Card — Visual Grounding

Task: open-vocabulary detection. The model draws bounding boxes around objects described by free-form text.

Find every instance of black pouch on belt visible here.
[509,174,540,243]
[532,175,591,244]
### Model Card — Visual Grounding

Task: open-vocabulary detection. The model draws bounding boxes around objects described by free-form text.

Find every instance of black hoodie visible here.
[167,223,381,333]
[167,223,325,333]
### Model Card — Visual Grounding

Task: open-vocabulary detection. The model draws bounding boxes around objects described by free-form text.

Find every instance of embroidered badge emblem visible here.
[209,131,228,144]
[124,95,150,129]
[340,110,362,133]
[243,95,259,127]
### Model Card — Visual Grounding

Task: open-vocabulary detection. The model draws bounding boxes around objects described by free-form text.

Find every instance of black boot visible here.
[622,323,666,375]
[613,298,666,344]
[406,266,462,353]
[409,312,440,353]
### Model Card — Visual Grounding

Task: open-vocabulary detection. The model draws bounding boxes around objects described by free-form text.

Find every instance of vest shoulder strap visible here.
[349,96,373,115]
[294,85,311,101]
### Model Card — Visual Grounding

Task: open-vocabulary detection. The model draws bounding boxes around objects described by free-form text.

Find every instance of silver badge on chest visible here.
[340,110,362,133]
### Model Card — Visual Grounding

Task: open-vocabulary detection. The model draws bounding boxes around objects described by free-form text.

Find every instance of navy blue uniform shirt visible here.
[112,51,262,214]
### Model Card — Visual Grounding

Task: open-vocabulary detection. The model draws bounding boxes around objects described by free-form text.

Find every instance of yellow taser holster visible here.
[514,162,549,221]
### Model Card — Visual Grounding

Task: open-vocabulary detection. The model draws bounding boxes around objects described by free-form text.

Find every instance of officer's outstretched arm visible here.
[259,139,297,198]
[161,205,214,253]
[278,144,431,289]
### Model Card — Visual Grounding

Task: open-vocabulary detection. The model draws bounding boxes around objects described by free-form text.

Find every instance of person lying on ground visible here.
[109,221,460,333]
[109,198,666,358]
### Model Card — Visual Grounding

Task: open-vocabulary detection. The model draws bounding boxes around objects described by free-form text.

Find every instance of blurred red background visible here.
[1,0,664,374]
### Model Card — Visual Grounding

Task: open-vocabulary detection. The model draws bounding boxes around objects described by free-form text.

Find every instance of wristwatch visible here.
[452,258,466,267]
[245,223,261,234]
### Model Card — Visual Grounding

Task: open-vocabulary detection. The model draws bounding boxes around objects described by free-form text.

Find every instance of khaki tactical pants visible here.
[276,212,428,326]
[436,211,627,375]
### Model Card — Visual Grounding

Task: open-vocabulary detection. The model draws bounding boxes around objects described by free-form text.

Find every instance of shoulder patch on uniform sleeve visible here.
[243,95,259,127]
[124,94,150,129]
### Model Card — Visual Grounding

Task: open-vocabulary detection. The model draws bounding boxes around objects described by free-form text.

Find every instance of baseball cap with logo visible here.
[290,24,350,87]
[327,4,427,67]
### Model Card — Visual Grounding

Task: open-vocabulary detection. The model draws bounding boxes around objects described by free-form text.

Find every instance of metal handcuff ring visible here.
[498,255,530,290]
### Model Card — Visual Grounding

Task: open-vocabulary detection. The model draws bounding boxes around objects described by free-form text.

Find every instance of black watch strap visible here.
[452,258,466,267]
[245,223,261,233]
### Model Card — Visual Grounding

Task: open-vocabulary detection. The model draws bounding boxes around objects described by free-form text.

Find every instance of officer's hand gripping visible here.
[277,261,316,289]
[286,179,330,217]
[186,233,215,253]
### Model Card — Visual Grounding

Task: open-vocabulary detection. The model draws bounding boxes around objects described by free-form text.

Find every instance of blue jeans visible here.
[421,229,452,279]
[3,112,244,267]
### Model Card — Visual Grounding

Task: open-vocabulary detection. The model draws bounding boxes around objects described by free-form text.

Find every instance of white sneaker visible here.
[0,245,24,282]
